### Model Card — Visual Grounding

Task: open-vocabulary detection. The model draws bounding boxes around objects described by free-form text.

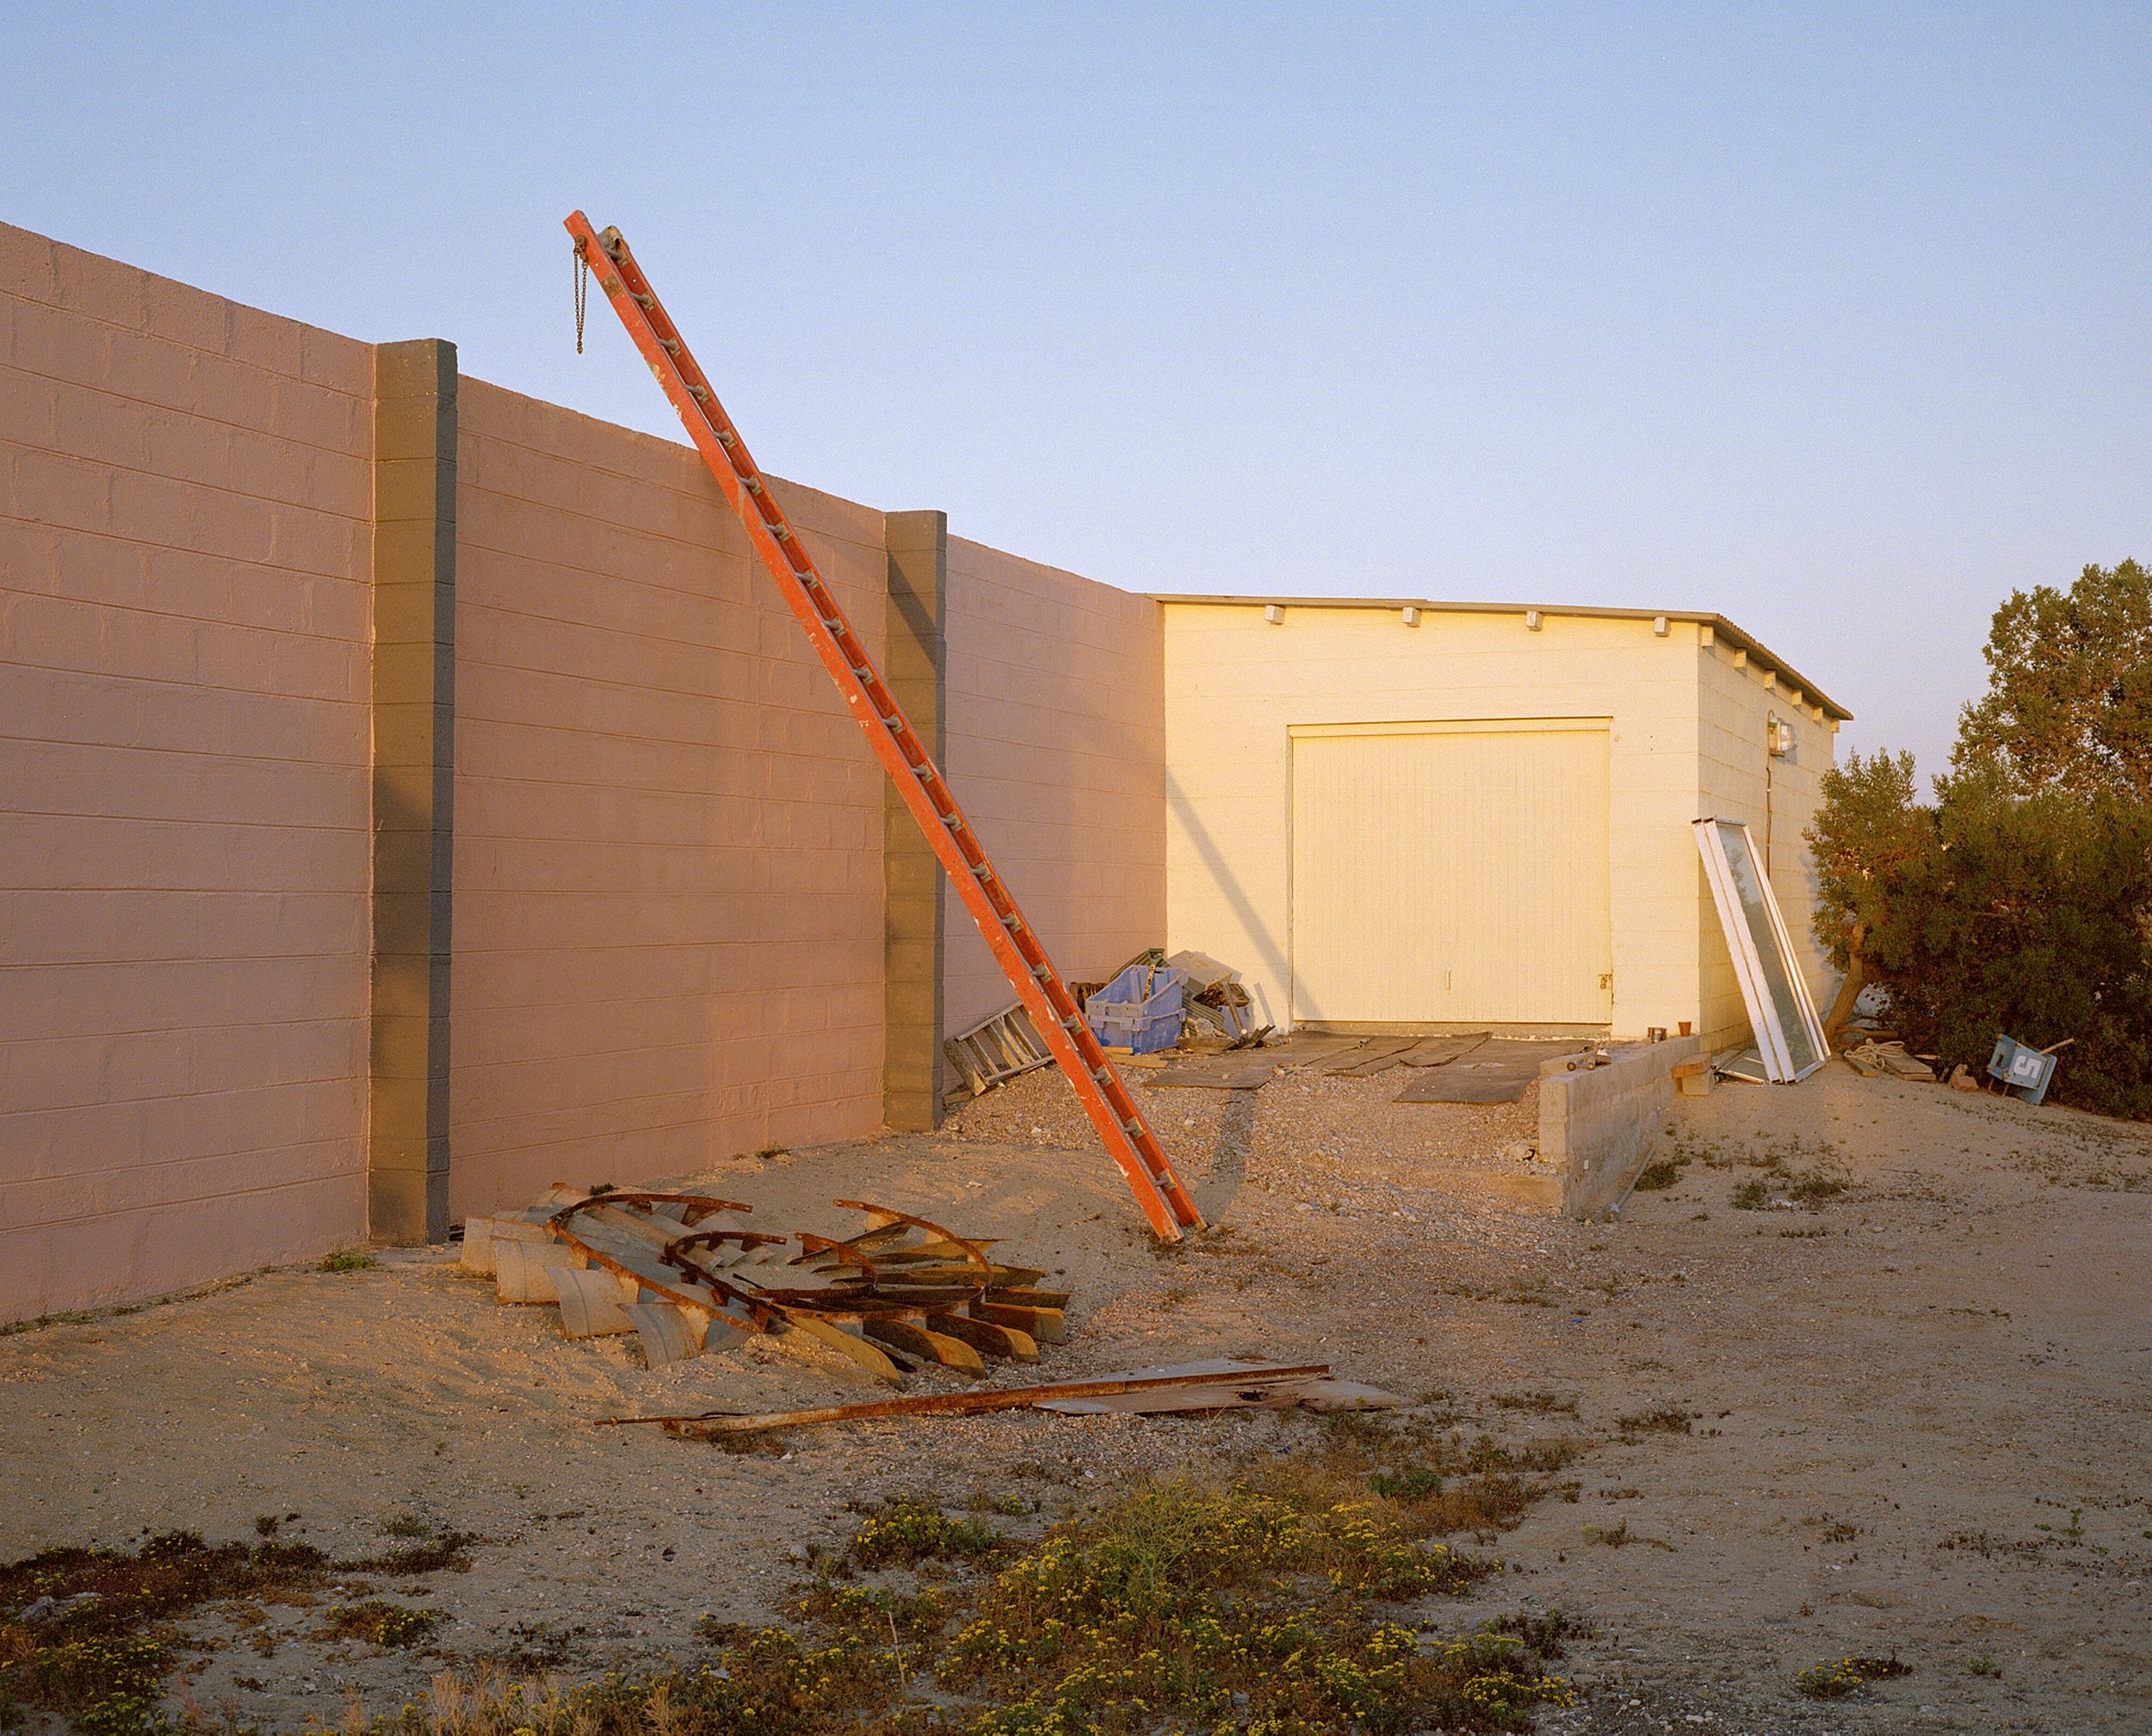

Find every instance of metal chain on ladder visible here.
[573,240,589,354]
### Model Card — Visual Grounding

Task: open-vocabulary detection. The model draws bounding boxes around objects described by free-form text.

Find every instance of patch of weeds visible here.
[1779,1226,1830,1239]
[1490,1392,1580,1417]
[934,1479,1550,1730]
[1616,1407,1693,1436]
[379,1511,433,1541]
[711,1430,788,1458]
[318,1599,438,1648]
[1582,1521,1631,1548]
[485,1619,584,1672]
[755,1145,789,1160]
[1481,1605,1583,1659]
[848,1498,1005,1568]
[1969,1653,2001,1677]
[362,1463,1575,1736]
[1796,1652,1911,1698]
[351,1529,479,1576]
[0,1524,471,1733]
[1633,1158,1685,1191]
[1369,1468,1443,1500]
[1735,1170,1849,1212]
[0,1310,98,1338]
[786,1579,951,1647]
[318,1248,376,1273]
[1282,1420,1583,1546]
[1,1633,169,1736]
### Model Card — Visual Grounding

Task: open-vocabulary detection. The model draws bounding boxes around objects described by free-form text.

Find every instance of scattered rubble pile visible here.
[1169,948,1266,1046]
[461,1190,1068,1384]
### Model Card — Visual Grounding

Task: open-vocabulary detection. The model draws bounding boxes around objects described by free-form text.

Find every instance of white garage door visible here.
[1290,720,1612,1028]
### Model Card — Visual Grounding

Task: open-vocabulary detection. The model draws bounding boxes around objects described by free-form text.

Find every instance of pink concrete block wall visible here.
[942,538,1167,1040]
[0,224,373,1321]
[448,381,887,1216]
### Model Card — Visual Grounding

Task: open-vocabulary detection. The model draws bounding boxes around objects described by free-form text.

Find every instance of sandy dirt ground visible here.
[5,1047,2150,1733]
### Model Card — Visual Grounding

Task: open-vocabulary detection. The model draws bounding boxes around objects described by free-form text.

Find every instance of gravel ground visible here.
[4,1045,2149,1733]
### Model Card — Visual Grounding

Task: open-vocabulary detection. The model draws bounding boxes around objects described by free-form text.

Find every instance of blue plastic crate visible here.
[1986,1035,2056,1106]
[1084,962,1187,1055]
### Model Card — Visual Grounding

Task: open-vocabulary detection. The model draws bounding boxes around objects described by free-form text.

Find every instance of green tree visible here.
[1805,751,1932,1035]
[1806,559,2152,1119]
[1954,559,2152,802]
[1808,749,1929,969]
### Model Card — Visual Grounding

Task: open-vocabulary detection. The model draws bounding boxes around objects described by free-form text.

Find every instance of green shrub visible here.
[849,1498,1003,1567]
[1808,561,2152,1121]
[1822,771,2152,1118]
[1796,1652,1911,1698]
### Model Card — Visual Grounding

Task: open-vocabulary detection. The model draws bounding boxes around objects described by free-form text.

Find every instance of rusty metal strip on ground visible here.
[593,1362,1335,1435]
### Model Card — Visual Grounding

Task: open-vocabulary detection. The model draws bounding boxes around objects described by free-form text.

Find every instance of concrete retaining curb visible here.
[1539,1035,1705,1219]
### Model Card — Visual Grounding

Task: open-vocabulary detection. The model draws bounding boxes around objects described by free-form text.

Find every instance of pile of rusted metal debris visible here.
[461,1190,1067,1384]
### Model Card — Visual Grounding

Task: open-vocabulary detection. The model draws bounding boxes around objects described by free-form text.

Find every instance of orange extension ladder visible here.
[565,213,1203,1241]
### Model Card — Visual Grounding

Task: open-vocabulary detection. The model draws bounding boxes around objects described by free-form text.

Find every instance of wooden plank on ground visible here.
[1147,1055,1279,1090]
[1394,1039,1590,1103]
[1396,1032,1492,1067]
[1328,1036,1424,1075]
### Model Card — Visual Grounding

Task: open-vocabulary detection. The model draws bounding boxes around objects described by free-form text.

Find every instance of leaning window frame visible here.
[1692,816,1830,1083]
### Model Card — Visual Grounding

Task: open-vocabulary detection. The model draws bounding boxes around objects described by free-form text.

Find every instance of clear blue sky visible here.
[10,3,2148,779]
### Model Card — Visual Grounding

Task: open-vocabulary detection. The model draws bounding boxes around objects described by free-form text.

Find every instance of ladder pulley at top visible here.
[563,211,1202,1241]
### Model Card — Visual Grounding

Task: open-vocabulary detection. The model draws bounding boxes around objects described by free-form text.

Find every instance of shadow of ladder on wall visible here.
[563,212,1203,1241]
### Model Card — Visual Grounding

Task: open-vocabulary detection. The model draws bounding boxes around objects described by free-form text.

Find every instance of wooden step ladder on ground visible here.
[565,213,1202,1240]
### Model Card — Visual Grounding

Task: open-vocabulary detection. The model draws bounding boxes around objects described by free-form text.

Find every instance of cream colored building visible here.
[1158,598,1849,1049]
